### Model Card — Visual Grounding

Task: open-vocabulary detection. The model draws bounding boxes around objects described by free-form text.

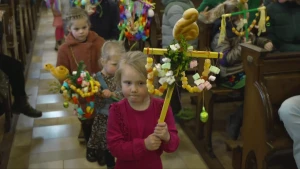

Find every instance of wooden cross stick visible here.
[143,48,223,58]
[143,47,223,122]
[222,6,266,40]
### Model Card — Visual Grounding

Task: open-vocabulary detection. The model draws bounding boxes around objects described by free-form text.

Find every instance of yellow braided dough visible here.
[173,8,199,41]
[44,63,69,81]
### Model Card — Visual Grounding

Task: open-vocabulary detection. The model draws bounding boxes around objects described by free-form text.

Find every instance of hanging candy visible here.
[63,101,69,108]
[200,107,208,123]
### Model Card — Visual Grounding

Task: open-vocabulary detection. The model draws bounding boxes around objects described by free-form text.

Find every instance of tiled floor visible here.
[7,10,209,169]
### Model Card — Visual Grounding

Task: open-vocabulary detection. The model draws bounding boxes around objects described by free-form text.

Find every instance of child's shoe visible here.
[97,149,105,166]
[77,128,85,143]
[86,148,97,162]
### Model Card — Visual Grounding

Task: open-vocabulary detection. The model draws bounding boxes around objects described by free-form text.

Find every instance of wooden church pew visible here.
[15,0,27,64]
[241,43,299,169]
[26,0,34,32]
[30,0,37,29]
[0,4,19,61]
[18,0,31,53]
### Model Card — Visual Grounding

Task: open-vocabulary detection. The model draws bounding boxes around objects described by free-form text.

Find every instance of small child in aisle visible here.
[48,0,64,50]
[86,41,125,169]
[56,7,105,146]
[106,51,180,169]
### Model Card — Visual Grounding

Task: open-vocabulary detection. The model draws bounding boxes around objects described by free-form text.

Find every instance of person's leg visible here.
[279,95,300,168]
[104,149,115,169]
[81,118,93,143]
[0,54,26,96]
[54,27,64,51]
[86,115,102,163]
[0,54,42,117]
[227,103,244,140]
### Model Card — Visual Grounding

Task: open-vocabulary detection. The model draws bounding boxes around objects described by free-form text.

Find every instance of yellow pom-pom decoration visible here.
[147,80,153,85]
[148,88,154,94]
[147,57,153,63]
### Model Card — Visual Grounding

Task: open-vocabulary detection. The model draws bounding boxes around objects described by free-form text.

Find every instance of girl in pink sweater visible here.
[49,0,64,50]
[106,51,180,169]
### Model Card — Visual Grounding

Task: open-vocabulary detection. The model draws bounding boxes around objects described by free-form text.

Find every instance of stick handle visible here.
[118,30,125,41]
[158,84,175,122]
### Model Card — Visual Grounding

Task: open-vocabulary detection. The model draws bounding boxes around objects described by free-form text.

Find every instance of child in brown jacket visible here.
[56,7,105,155]
[56,7,105,75]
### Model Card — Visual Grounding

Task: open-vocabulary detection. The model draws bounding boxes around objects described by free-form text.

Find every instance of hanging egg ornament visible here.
[81,0,86,5]
[200,107,208,123]
[63,101,69,108]
[148,9,154,18]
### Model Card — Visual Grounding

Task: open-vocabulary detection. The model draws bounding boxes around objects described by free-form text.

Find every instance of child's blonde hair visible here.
[114,51,147,87]
[65,7,90,28]
[101,40,126,61]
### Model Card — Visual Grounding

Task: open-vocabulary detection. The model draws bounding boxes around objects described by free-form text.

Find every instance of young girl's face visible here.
[68,18,90,42]
[102,55,120,76]
[121,65,149,104]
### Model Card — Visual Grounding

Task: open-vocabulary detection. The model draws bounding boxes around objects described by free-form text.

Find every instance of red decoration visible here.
[77,77,83,85]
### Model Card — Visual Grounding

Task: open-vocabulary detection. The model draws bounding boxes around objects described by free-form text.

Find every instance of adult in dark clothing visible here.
[264,0,300,52]
[89,0,120,40]
[0,11,42,118]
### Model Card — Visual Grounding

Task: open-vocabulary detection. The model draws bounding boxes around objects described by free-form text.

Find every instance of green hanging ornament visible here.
[200,106,208,123]
[63,101,69,108]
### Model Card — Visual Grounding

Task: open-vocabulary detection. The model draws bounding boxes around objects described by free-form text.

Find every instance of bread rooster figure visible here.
[44,63,69,81]
[173,8,199,41]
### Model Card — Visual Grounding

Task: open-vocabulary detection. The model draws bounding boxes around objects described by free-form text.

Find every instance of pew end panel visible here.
[241,43,298,169]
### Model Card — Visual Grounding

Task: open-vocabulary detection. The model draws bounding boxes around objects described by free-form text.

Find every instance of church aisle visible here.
[7,9,208,169]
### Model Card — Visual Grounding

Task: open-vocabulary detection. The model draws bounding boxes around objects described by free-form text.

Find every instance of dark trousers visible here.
[0,54,26,97]
[227,103,244,139]
[81,118,94,142]
[104,149,115,167]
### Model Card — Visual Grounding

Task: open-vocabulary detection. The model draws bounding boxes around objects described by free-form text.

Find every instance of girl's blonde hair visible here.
[101,40,126,61]
[114,51,147,87]
[65,7,90,28]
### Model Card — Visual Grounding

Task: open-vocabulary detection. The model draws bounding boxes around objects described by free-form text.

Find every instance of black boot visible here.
[97,149,105,166]
[86,148,97,162]
[78,128,85,143]
[12,96,42,118]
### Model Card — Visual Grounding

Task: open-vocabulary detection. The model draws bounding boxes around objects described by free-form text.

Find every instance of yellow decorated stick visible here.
[143,48,223,59]
[158,82,175,122]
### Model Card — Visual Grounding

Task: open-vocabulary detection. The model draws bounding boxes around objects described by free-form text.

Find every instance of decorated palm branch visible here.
[218,5,269,44]
[71,0,105,16]
[44,61,101,120]
[144,8,223,123]
[118,0,155,42]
